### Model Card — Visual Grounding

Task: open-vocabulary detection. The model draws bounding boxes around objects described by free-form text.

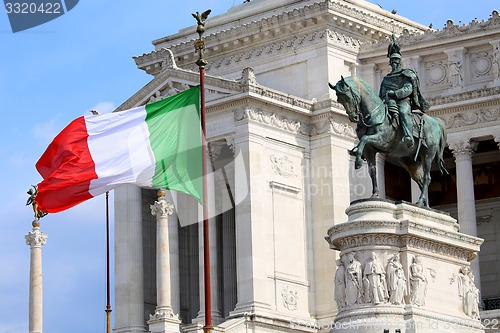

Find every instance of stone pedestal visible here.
[325,199,485,333]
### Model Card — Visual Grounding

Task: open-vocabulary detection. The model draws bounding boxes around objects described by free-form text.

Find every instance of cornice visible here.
[360,10,500,56]
[138,0,427,72]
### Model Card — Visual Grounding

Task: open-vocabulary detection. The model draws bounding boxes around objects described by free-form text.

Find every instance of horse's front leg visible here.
[354,134,378,170]
[354,136,369,169]
[365,150,379,198]
[416,153,433,207]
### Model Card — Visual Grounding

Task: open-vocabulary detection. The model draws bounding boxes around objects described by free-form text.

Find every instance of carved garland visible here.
[233,107,356,139]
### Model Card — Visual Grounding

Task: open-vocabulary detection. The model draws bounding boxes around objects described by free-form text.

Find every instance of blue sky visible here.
[0,1,497,332]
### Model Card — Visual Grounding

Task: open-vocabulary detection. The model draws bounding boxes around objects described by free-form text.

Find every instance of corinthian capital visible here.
[449,140,478,157]
[25,227,47,248]
[150,190,174,218]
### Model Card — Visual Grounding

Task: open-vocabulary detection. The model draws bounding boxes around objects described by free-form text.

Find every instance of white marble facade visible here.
[114,1,500,332]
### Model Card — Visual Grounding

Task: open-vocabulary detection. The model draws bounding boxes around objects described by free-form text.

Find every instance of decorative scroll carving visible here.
[270,155,297,178]
[240,67,257,86]
[449,140,478,157]
[471,52,492,79]
[426,61,447,86]
[233,107,302,133]
[150,190,174,219]
[441,108,500,129]
[281,286,298,311]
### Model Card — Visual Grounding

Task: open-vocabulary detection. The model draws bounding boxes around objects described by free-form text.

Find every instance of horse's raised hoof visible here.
[355,160,363,169]
[348,148,357,157]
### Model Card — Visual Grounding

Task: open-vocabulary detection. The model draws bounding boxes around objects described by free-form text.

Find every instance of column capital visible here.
[150,190,174,219]
[149,307,179,322]
[25,226,47,248]
[494,135,500,149]
[449,140,478,157]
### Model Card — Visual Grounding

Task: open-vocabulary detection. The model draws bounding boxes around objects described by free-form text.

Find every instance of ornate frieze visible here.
[441,108,500,130]
[360,10,500,55]
[233,107,302,134]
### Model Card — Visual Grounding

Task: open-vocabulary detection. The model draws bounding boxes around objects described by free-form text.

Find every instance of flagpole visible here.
[105,191,112,333]
[193,9,212,333]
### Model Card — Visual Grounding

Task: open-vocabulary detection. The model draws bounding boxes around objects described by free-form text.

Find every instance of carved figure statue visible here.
[329,35,448,207]
[448,53,463,87]
[363,252,388,304]
[409,255,427,306]
[493,43,500,79]
[379,34,430,148]
[344,252,363,306]
[386,253,407,305]
[334,257,346,309]
[458,266,480,320]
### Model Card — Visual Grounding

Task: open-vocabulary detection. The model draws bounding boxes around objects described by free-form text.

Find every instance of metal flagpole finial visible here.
[192,9,211,68]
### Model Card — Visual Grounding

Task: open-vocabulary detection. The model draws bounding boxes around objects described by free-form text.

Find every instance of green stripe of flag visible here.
[144,86,202,202]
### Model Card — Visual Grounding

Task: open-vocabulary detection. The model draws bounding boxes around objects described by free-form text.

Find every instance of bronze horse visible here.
[329,76,447,207]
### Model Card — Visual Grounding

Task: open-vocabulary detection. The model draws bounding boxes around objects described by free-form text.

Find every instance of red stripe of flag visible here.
[35,116,97,213]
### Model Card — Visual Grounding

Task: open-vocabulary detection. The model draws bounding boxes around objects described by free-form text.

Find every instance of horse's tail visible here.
[436,117,449,175]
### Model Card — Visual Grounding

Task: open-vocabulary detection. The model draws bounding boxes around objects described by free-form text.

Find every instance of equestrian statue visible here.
[329,34,448,207]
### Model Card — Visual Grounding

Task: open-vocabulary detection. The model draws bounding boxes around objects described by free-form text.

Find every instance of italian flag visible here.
[35,86,202,214]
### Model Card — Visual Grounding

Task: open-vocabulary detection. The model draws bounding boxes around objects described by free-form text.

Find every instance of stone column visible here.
[195,168,223,325]
[114,185,146,333]
[147,190,181,333]
[411,180,421,204]
[449,140,482,292]
[26,220,47,333]
[166,191,180,315]
[375,153,386,199]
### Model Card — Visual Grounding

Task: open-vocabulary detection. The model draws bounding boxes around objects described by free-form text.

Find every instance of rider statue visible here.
[379,34,430,147]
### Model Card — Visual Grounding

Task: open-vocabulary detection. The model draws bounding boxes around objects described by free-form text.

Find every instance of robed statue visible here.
[329,34,448,207]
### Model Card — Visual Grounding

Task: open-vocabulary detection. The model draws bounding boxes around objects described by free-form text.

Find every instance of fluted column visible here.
[195,169,222,324]
[166,191,180,315]
[147,190,181,333]
[114,185,146,333]
[449,140,482,293]
[26,220,47,333]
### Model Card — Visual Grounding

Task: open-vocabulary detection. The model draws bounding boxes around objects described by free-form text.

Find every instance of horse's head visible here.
[329,76,360,123]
